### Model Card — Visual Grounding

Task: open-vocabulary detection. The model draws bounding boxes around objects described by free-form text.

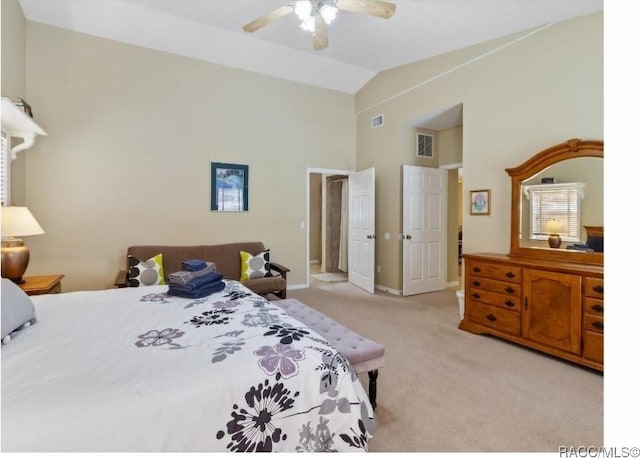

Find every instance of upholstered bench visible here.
[276,298,384,409]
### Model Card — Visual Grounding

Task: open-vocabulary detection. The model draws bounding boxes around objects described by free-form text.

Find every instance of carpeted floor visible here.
[311,272,348,283]
[287,281,604,453]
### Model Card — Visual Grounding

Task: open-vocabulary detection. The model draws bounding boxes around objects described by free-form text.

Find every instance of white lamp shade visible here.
[1,207,45,238]
[544,219,564,234]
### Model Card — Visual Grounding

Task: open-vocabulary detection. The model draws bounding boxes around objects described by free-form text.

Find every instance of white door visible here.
[348,168,375,293]
[402,165,447,295]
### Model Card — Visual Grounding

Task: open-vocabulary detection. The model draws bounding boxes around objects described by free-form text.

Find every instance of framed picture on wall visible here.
[470,189,490,215]
[210,162,249,211]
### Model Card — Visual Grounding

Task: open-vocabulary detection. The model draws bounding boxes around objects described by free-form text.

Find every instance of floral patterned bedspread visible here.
[1,281,375,452]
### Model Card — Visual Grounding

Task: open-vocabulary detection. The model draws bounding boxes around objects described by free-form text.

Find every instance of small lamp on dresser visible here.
[1,206,45,284]
[544,219,564,249]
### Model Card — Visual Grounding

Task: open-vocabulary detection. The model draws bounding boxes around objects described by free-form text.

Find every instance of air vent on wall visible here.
[416,133,434,158]
[371,114,384,129]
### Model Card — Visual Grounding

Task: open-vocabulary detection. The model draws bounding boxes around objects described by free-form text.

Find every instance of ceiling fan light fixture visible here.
[301,16,316,32]
[320,4,338,24]
[294,1,312,20]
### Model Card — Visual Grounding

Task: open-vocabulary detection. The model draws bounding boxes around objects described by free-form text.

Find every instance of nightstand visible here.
[19,274,64,296]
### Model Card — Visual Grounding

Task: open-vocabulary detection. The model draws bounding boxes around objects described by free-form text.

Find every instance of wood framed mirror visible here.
[506,138,603,265]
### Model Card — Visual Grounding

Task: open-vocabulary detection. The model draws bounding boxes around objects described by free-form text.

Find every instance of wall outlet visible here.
[377,265,381,273]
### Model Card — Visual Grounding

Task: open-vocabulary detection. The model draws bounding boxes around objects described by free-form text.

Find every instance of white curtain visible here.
[338,179,349,272]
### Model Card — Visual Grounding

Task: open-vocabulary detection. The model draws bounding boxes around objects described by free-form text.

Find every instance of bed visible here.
[1,280,375,452]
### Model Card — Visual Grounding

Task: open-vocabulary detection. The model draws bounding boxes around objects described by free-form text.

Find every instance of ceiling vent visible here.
[371,114,384,129]
[416,133,434,158]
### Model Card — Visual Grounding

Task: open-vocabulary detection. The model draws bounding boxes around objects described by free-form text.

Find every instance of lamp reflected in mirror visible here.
[544,219,564,249]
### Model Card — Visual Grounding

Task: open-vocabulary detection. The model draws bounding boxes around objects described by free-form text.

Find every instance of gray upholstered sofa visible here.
[115,242,289,299]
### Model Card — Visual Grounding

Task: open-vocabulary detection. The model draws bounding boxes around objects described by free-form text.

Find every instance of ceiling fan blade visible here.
[335,0,396,19]
[242,3,295,33]
[313,14,329,50]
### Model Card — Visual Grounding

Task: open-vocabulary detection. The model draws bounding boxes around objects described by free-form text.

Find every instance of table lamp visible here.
[544,219,564,249]
[1,206,45,284]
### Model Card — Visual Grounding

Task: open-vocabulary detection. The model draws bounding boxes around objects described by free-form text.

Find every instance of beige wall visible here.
[22,22,356,291]
[309,173,322,263]
[355,12,603,291]
[8,10,602,294]
[1,0,27,205]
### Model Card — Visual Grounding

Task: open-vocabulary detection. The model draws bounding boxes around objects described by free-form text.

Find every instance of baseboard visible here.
[446,280,461,288]
[374,284,402,295]
[288,283,307,290]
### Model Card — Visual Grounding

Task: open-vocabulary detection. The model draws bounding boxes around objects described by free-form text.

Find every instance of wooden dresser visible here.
[458,139,604,371]
[460,253,603,371]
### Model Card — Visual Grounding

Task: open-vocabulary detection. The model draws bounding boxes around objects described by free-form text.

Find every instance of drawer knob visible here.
[592,285,604,294]
[591,304,604,313]
[472,280,481,287]
[504,300,515,308]
[505,286,515,294]
[505,272,515,279]
[486,314,497,322]
[472,293,481,299]
[591,321,603,330]
[473,267,481,273]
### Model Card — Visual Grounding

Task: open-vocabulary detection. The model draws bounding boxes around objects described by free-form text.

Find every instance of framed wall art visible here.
[470,189,490,215]
[210,162,249,212]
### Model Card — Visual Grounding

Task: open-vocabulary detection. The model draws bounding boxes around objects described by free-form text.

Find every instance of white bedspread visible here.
[1,281,374,452]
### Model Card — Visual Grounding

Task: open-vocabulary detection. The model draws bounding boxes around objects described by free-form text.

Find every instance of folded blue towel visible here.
[168,262,217,285]
[181,259,207,272]
[167,280,225,298]
[168,272,223,291]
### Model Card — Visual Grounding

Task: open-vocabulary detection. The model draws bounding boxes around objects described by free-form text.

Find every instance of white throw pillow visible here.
[1,278,36,344]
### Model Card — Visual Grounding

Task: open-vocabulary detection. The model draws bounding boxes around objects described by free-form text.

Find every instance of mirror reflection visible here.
[519,157,603,252]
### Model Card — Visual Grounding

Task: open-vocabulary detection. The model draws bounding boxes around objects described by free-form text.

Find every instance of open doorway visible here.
[307,168,352,286]
[406,103,463,291]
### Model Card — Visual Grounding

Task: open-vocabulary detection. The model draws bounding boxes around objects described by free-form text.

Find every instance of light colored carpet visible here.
[287,281,603,453]
[311,272,348,282]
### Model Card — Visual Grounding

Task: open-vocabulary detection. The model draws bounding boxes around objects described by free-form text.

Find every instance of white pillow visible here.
[1,278,36,343]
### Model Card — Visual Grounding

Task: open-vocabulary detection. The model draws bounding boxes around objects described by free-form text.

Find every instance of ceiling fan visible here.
[242,0,396,51]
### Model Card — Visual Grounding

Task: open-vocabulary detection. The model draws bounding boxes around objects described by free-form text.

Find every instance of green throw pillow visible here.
[128,253,166,286]
[240,249,271,282]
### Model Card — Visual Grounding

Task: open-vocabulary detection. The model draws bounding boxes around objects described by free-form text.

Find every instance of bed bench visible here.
[276,298,384,409]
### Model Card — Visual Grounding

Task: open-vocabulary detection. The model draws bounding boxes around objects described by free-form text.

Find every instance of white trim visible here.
[374,284,402,295]
[306,167,353,289]
[440,162,463,170]
[288,283,308,291]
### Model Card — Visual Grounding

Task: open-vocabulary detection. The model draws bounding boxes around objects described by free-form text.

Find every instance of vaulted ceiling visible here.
[18,0,603,94]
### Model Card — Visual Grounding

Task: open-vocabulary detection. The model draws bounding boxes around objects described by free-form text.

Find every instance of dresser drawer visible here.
[468,288,521,311]
[468,276,521,296]
[467,261,521,283]
[583,277,604,299]
[466,301,521,336]
[583,297,604,316]
[583,330,603,364]
[583,313,604,333]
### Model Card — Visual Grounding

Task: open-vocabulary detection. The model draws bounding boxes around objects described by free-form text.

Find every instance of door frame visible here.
[306,167,353,288]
